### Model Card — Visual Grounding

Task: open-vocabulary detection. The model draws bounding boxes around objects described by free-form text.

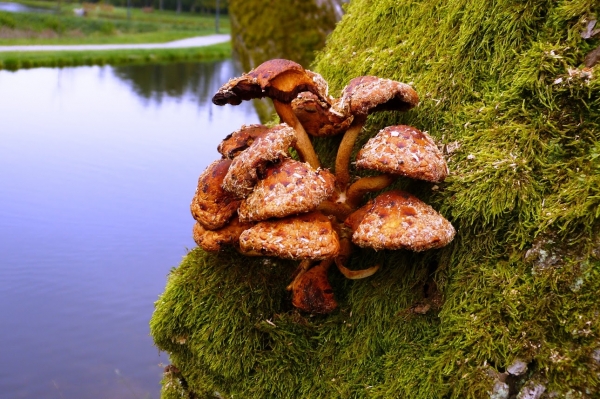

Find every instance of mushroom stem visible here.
[346,174,397,208]
[334,237,380,279]
[317,199,353,221]
[286,259,313,291]
[334,116,366,190]
[273,100,321,169]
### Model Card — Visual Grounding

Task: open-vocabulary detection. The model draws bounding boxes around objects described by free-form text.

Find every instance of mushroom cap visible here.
[212,59,329,106]
[222,124,297,198]
[238,158,336,222]
[217,124,271,159]
[291,260,337,314]
[239,211,340,260]
[338,76,419,116]
[345,190,455,251]
[192,217,254,252]
[355,125,449,182]
[291,92,353,136]
[190,159,241,230]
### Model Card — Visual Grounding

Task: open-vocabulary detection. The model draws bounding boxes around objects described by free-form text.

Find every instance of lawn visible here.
[0,0,229,46]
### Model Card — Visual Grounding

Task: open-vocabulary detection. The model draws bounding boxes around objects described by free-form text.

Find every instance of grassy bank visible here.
[0,4,229,45]
[0,41,230,70]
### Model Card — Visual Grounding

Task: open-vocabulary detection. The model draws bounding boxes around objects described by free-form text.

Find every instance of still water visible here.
[0,2,55,13]
[0,60,259,398]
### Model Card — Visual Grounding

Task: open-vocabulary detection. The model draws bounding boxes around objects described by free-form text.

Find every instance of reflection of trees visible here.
[112,60,242,106]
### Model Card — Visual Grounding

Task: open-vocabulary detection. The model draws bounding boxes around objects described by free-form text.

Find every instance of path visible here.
[0,34,230,52]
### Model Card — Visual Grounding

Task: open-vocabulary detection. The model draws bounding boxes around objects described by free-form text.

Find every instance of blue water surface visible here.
[0,59,259,399]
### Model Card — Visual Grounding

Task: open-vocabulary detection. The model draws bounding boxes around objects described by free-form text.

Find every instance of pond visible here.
[0,2,55,13]
[0,59,260,399]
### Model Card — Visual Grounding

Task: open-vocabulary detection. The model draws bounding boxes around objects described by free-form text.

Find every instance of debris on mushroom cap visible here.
[239,211,340,260]
[212,59,329,106]
[218,124,271,159]
[191,159,242,230]
[238,158,336,222]
[345,190,455,251]
[291,92,354,136]
[291,259,337,314]
[222,124,297,198]
[192,217,254,252]
[338,76,419,116]
[356,125,449,183]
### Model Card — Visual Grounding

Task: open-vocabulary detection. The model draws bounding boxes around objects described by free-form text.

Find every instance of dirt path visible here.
[0,34,230,52]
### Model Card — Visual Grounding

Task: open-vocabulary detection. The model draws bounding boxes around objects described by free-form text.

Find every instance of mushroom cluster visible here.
[191,59,455,314]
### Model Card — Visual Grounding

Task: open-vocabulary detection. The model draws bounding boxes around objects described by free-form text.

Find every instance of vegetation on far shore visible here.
[0,41,230,70]
[0,0,232,69]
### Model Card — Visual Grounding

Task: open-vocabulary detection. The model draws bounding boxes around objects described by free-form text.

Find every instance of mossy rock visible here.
[151,0,600,397]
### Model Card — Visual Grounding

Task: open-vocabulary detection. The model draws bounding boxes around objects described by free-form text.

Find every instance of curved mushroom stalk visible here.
[334,116,367,190]
[345,174,397,209]
[291,258,337,314]
[273,100,321,169]
[334,237,380,280]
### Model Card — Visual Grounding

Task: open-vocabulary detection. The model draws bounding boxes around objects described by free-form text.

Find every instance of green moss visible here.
[228,0,338,71]
[151,0,600,397]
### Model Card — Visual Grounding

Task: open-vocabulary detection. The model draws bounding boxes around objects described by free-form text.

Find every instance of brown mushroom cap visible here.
[192,217,254,252]
[222,124,297,198]
[238,158,336,222]
[239,211,340,260]
[212,59,329,106]
[217,124,271,159]
[339,76,419,116]
[291,92,353,136]
[345,190,455,251]
[355,125,449,182]
[190,159,241,230]
[291,259,337,314]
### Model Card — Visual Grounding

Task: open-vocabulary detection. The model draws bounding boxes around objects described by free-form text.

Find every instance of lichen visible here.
[151,0,600,397]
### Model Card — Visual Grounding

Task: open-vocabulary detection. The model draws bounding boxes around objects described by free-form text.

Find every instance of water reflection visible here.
[0,60,259,399]
[0,2,55,13]
[113,62,226,106]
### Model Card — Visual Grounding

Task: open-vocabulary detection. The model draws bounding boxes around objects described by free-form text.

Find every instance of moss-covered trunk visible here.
[151,1,600,397]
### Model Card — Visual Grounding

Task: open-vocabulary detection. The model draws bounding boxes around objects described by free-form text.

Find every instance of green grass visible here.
[0,41,231,70]
[0,4,229,45]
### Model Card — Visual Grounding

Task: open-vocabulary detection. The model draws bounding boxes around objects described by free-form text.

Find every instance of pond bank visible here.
[0,39,231,70]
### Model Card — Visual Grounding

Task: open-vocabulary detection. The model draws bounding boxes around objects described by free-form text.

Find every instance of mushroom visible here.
[345,190,455,251]
[334,76,419,190]
[217,124,271,159]
[192,217,254,252]
[238,158,336,222]
[192,60,456,314]
[346,125,448,206]
[238,211,340,260]
[222,123,296,198]
[213,59,330,169]
[290,258,337,314]
[190,159,241,230]
[291,92,353,137]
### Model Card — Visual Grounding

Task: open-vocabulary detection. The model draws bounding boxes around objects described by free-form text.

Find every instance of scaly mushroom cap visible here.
[338,76,419,116]
[212,59,329,106]
[222,124,297,198]
[193,217,254,252]
[291,92,353,136]
[345,190,455,251]
[239,212,340,260]
[238,158,336,222]
[191,159,241,230]
[355,125,449,182]
[291,260,337,314]
[218,124,271,159]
